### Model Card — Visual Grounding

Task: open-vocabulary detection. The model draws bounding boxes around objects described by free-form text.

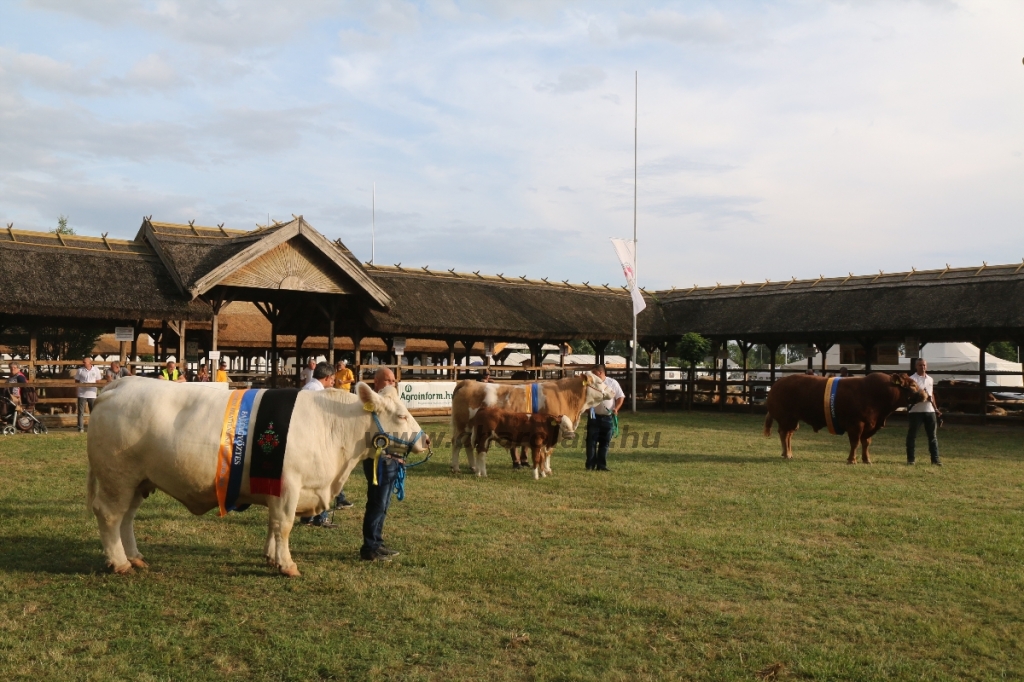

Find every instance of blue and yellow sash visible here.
[215,389,259,516]
[823,377,845,436]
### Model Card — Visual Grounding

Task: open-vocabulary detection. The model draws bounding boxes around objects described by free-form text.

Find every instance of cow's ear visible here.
[356,382,380,411]
[581,375,589,387]
[891,374,901,385]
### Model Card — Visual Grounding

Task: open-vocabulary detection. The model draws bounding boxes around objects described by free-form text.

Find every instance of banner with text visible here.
[398,381,457,410]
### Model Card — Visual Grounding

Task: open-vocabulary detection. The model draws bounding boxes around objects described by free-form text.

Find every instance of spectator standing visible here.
[75,357,103,432]
[7,362,27,405]
[215,360,229,383]
[159,360,186,382]
[585,364,625,471]
[301,359,316,386]
[907,358,942,466]
[335,359,354,392]
[301,362,335,392]
[360,367,401,561]
[105,361,130,382]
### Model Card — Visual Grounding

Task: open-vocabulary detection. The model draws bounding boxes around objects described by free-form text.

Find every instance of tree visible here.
[988,341,1019,363]
[677,332,711,410]
[52,215,75,236]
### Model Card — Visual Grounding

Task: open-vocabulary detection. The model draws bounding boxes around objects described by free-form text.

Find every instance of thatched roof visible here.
[658,262,1024,343]
[360,265,660,341]
[0,227,210,322]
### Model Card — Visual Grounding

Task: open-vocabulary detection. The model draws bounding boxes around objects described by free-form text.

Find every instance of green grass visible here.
[1,412,1023,681]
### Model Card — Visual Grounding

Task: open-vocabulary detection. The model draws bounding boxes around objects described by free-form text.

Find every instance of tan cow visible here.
[450,372,613,475]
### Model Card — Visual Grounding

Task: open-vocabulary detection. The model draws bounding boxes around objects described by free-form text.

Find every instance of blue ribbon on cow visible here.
[531,383,541,414]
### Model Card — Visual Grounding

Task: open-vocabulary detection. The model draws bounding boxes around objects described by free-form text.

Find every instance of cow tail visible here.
[87,465,98,512]
[763,411,773,437]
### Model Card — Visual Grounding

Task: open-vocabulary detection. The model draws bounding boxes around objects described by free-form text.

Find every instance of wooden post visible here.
[353,336,362,382]
[739,342,751,408]
[979,341,988,424]
[447,340,457,380]
[178,320,187,367]
[130,331,138,375]
[327,318,335,365]
[559,343,566,379]
[769,344,778,385]
[271,324,278,385]
[819,342,831,375]
[28,327,37,380]
[659,341,667,412]
[719,341,728,411]
[211,311,219,352]
[863,340,874,375]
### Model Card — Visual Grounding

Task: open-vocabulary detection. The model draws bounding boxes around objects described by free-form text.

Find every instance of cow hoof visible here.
[128,557,149,569]
[279,565,301,578]
[111,562,134,575]
[265,556,277,567]
[847,460,856,465]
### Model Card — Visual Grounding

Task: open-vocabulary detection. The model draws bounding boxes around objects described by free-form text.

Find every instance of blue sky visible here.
[2,0,1023,290]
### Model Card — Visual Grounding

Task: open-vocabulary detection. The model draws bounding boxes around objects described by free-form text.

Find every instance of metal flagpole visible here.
[371,182,376,265]
[631,70,638,413]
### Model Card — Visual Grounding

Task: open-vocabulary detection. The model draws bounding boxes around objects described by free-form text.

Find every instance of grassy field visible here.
[1,411,1022,681]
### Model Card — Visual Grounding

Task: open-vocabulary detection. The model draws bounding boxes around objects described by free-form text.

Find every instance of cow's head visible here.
[356,382,430,454]
[890,373,927,407]
[549,414,576,441]
[581,371,615,410]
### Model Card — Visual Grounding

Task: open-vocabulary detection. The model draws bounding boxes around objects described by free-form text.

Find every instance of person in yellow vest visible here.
[215,360,229,383]
[159,360,186,383]
[335,359,355,392]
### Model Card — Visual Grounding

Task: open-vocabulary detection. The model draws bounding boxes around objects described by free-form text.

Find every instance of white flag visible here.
[610,238,646,316]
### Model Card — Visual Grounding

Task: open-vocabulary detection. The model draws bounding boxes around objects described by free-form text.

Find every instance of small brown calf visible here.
[468,407,575,479]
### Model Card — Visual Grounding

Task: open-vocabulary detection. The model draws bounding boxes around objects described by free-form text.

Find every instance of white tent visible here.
[783,342,1022,388]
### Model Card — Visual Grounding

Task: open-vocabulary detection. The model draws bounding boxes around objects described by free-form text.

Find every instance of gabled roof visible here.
[140,217,392,308]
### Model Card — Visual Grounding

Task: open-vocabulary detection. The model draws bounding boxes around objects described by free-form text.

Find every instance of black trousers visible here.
[585,414,614,469]
[906,412,939,462]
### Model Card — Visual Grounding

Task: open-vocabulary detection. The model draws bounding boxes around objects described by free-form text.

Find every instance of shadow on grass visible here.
[0,535,101,574]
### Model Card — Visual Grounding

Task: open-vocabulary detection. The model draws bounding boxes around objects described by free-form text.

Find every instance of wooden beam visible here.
[979,341,988,425]
[178,320,186,365]
[28,327,37,380]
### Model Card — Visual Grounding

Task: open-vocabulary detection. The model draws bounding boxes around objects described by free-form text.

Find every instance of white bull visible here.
[86,377,427,577]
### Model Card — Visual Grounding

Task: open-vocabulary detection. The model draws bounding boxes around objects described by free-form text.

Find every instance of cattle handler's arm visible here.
[613,397,624,415]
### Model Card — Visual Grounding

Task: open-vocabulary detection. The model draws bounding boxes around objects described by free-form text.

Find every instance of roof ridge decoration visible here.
[655,260,1024,299]
[360,263,632,296]
[185,216,392,308]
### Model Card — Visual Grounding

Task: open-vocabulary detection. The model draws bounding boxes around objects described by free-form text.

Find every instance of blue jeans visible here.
[907,412,940,462]
[585,414,614,469]
[301,491,349,525]
[361,456,399,555]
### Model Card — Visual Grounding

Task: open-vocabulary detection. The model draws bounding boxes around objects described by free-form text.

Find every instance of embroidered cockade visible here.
[258,421,280,454]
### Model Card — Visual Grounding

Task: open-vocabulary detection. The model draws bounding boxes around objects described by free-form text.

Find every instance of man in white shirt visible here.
[301,362,336,391]
[75,356,103,433]
[300,359,317,387]
[585,364,626,471]
[907,358,942,465]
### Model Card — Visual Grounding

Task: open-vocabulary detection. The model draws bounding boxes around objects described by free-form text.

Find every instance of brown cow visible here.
[468,407,575,479]
[764,372,927,464]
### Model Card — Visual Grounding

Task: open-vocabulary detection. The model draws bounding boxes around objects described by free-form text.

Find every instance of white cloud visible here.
[536,66,607,94]
[618,10,732,45]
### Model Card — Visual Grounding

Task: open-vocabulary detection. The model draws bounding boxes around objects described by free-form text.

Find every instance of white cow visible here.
[87,377,428,577]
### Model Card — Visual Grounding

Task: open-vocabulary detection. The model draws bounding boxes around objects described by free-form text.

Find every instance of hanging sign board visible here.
[905,337,920,358]
[208,351,221,362]
[114,327,135,342]
[398,381,457,410]
[484,340,494,358]
[393,337,406,356]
